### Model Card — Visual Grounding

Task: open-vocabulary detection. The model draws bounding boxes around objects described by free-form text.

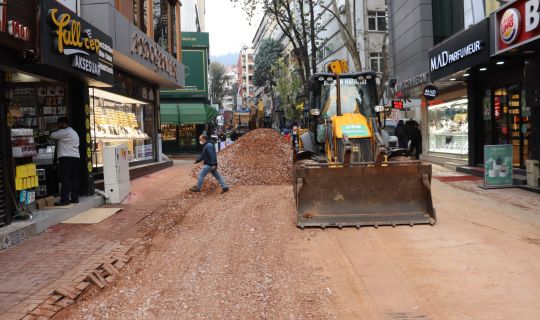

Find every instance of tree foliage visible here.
[209,62,230,106]
[272,58,302,122]
[254,38,283,87]
[230,0,319,92]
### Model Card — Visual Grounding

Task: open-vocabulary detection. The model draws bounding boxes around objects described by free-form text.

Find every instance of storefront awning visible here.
[161,103,219,125]
[178,103,208,124]
[160,104,180,124]
[205,105,219,123]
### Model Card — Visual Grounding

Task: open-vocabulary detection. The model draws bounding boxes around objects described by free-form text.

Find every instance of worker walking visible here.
[190,135,229,194]
[50,117,81,206]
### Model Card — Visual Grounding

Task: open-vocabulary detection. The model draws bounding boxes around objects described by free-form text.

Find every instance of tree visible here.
[272,58,302,122]
[254,38,283,87]
[231,0,320,92]
[209,62,230,107]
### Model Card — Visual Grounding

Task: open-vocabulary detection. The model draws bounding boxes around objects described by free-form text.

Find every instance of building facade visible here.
[160,32,217,154]
[237,47,255,108]
[388,0,487,165]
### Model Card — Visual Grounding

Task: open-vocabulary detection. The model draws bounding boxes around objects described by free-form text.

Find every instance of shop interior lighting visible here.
[479,67,487,71]
[449,78,457,81]
[463,73,470,77]
[429,98,468,110]
[89,88,147,104]
[496,61,505,65]
[11,72,42,83]
[524,50,535,54]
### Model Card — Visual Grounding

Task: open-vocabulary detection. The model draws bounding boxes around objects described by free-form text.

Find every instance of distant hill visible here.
[211,52,239,65]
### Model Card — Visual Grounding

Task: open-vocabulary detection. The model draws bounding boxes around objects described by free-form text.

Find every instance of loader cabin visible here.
[308,72,379,119]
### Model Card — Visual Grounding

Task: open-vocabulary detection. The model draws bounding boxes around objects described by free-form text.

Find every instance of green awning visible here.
[205,105,219,123]
[178,103,207,124]
[160,103,179,124]
[161,103,218,125]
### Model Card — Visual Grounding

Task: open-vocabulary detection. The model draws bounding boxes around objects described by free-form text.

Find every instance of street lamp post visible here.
[243,45,249,106]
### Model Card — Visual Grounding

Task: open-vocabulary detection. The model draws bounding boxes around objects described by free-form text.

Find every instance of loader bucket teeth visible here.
[294,162,436,228]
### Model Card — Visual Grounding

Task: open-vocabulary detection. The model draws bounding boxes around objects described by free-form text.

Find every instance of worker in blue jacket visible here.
[190,135,229,193]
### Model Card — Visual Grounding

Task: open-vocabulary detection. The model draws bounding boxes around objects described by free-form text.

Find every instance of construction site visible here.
[1,129,537,320]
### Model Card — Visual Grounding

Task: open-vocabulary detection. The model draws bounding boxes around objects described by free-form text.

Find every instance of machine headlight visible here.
[326,77,334,82]
[317,76,325,82]
[357,75,365,81]
[366,74,373,79]
[309,109,321,116]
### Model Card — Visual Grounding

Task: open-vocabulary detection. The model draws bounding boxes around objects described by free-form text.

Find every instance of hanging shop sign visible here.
[40,0,113,85]
[494,0,540,54]
[423,85,439,100]
[392,100,404,110]
[484,144,513,188]
[428,18,490,81]
[0,0,36,52]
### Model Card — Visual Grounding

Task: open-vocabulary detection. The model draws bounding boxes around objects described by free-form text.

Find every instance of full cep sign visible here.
[428,18,490,81]
[495,0,540,53]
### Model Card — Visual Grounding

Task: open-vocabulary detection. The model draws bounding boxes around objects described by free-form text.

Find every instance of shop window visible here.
[178,124,198,147]
[432,0,464,45]
[161,124,177,141]
[490,85,529,167]
[154,0,170,52]
[133,0,147,33]
[368,11,387,31]
[89,88,155,167]
[428,98,468,155]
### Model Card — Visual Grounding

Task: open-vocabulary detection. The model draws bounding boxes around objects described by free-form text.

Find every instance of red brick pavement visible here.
[0,163,194,320]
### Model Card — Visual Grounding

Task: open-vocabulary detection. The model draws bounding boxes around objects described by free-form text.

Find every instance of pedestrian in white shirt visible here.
[50,117,80,206]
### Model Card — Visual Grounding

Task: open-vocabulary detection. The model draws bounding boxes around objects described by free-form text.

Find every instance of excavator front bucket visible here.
[294,161,436,228]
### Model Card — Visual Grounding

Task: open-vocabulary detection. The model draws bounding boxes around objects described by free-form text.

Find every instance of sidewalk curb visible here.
[3,238,141,320]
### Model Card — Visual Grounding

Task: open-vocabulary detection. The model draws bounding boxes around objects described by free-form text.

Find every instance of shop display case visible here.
[428,98,468,155]
[90,89,155,166]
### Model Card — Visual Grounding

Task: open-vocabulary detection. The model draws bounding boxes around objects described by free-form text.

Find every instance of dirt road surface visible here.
[53,166,540,320]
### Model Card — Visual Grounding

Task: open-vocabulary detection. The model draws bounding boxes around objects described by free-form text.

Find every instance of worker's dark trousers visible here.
[59,157,80,203]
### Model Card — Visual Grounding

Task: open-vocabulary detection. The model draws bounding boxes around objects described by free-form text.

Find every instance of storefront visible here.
[0,0,38,226]
[160,32,214,154]
[472,0,540,169]
[427,18,491,165]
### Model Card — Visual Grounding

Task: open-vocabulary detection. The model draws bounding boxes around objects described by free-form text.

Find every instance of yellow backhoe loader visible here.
[294,62,436,228]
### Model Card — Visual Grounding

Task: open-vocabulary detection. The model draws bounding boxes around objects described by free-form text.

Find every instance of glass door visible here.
[491,85,529,168]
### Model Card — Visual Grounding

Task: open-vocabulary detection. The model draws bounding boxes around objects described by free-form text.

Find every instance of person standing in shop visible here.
[50,117,81,206]
[190,135,229,194]
[395,120,408,149]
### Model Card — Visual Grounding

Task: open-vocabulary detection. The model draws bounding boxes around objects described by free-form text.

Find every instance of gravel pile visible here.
[191,129,293,187]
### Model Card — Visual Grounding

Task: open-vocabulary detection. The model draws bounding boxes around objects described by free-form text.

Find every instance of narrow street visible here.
[51,164,540,320]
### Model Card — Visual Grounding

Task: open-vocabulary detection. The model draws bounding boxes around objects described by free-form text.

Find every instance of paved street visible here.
[0,164,193,320]
[2,163,527,320]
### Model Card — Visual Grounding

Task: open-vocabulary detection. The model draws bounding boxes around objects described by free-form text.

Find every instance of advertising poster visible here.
[484,144,513,188]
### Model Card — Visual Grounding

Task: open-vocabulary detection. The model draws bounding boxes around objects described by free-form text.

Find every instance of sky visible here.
[205,0,262,57]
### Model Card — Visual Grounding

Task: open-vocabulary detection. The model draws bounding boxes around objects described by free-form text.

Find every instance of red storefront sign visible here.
[0,0,35,51]
[494,96,502,120]
[495,0,540,53]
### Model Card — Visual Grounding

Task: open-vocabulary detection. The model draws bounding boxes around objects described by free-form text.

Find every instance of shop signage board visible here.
[40,0,113,85]
[392,100,404,110]
[428,18,490,81]
[161,32,209,99]
[0,0,36,52]
[484,144,513,188]
[493,0,540,54]
[423,85,439,100]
